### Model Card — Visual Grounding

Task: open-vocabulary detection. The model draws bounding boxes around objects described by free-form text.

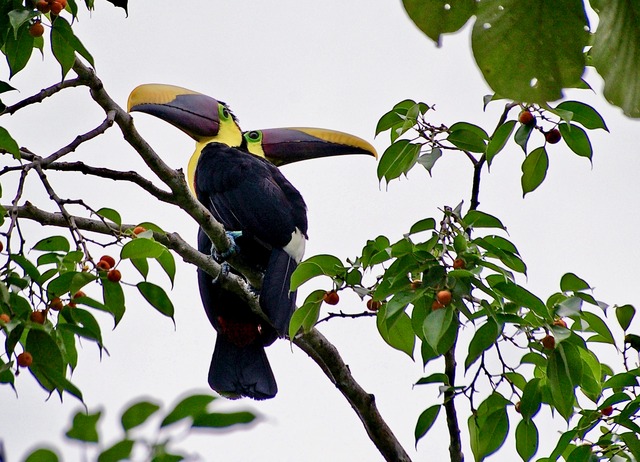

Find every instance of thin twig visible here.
[1,78,86,116]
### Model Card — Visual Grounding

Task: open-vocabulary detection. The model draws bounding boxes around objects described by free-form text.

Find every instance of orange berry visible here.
[323,290,339,305]
[49,297,63,311]
[518,110,536,126]
[100,255,116,268]
[36,0,50,13]
[132,226,146,235]
[545,128,562,144]
[453,258,466,270]
[57,0,67,7]
[431,300,445,311]
[366,299,381,312]
[601,405,613,417]
[30,310,46,324]
[553,318,567,328]
[410,279,422,290]
[541,334,555,350]
[0,314,10,323]
[73,291,85,299]
[436,290,452,306]
[17,352,33,368]
[96,260,111,271]
[28,21,44,37]
[50,0,63,15]
[515,401,522,413]
[107,269,121,282]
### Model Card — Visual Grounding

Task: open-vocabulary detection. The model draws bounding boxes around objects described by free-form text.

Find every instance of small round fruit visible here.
[96,259,111,271]
[100,255,116,268]
[436,290,452,306]
[73,290,86,299]
[323,290,340,305]
[107,269,122,282]
[541,334,556,350]
[545,128,562,144]
[36,0,50,13]
[452,258,466,270]
[30,310,46,324]
[366,299,381,312]
[431,300,445,310]
[515,401,522,413]
[132,226,147,235]
[49,297,63,311]
[518,110,536,126]
[553,318,567,328]
[28,21,44,37]
[600,405,614,417]
[0,313,10,323]
[57,0,67,7]
[410,279,422,290]
[17,352,33,368]
[50,0,64,15]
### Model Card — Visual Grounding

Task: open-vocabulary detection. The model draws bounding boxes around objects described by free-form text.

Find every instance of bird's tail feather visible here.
[260,248,297,336]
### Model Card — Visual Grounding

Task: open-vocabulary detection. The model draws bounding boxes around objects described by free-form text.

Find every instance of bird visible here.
[128,83,377,399]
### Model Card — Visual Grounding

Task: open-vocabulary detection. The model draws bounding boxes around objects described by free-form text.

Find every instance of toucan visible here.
[128,83,377,399]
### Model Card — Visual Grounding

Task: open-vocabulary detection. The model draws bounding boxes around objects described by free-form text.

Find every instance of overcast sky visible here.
[2,1,640,461]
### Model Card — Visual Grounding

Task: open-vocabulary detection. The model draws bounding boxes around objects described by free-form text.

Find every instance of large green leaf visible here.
[137,282,174,319]
[464,318,501,370]
[377,306,415,357]
[521,147,548,196]
[5,22,34,77]
[591,0,640,117]
[97,439,135,462]
[515,419,539,462]
[24,449,60,462]
[468,393,510,462]
[471,0,589,103]
[66,410,101,443]
[161,394,216,427]
[290,254,344,291]
[121,400,161,431]
[50,17,94,79]
[377,140,421,183]
[402,0,476,45]
[415,405,441,447]
[547,345,576,421]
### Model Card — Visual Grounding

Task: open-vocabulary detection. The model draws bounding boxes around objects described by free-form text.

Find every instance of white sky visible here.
[2,1,640,461]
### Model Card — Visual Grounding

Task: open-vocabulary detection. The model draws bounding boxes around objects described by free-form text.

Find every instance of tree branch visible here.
[1,78,86,115]
[294,329,412,462]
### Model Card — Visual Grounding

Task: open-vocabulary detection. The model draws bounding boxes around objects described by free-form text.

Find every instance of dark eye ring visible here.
[247,131,260,140]
[221,107,230,118]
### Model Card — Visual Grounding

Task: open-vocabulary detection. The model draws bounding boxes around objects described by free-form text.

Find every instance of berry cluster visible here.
[518,109,562,145]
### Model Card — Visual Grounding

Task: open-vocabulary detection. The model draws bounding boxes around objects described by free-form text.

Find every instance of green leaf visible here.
[66,411,101,443]
[96,208,122,226]
[591,0,640,117]
[137,282,174,319]
[290,254,344,291]
[5,23,34,77]
[603,372,638,389]
[416,147,442,174]
[26,329,64,390]
[192,411,256,428]
[423,306,454,353]
[447,128,487,153]
[157,250,176,286]
[566,445,592,462]
[486,120,516,166]
[514,123,534,153]
[161,394,216,427]
[471,0,589,103]
[288,290,323,338]
[547,346,575,421]
[558,123,592,160]
[616,304,635,331]
[414,405,441,447]
[560,273,590,292]
[487,275,548,319]
[33,236,70,252]
[515,419,538,462]
[519,378,542,421]
[415,373,450,386]
[463,210,505,230]
[409,218,436,234]
[120,238,165,260]
[97,439,135,462]
[121,401,161,431]
[25,448,60,462]
[0,126,20,158]
[465,318,501,370]
[50,17,94,79]
[469,393,510,462]
[581,311,615,346]
[103,279,126,325]
[521,147,548,196]
[377,140,421,183]
[377,305,415,357]
[555,101,609,131]
[402,0,476,45]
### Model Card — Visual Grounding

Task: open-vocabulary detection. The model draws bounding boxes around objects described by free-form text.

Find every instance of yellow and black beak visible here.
[243,128,378,166]
[127,84,222,142]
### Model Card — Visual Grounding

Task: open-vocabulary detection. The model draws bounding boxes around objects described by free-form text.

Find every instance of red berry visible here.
[50,0,63,15]
[96,260,111,271]
[515,401,522,413]
[410,280,422,290]
[0,314,10,323]
[366,299,381,312]
[431,300,445,311]
[28,21,44,38]
[541,334,555,350]
[0,241,3,252]
[57,0,67,7]
[36,0,50,13]
[132,226,146,235]
[436,290,452,306]
[553,318,567,328]
[30,310,46,324]
[323,290,339,305]
[518,110,536,126]
[545,128,562,144]
[73,290,86,299]
[601,405,613,416]
[452,258,466,270]
[100,255,116,268]
[17,352,33,368]
[107,269,121,282]
[49,297,63,311]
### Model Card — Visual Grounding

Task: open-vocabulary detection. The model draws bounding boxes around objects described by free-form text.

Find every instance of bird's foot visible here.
[212,231,242,263]
[211,261,231,285]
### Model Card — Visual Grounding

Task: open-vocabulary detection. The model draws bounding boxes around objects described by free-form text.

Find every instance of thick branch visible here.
[294,329,412,462]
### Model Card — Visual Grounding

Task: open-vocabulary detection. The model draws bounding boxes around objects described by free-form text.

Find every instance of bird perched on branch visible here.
[128,83,376,399]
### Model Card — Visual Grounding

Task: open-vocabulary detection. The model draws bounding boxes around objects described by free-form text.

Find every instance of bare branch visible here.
[1,78,86,116]
[294,329,412,462]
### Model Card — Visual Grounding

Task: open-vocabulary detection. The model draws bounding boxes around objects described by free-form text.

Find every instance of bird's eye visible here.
[247,131,261,141]
[219,105,231,120]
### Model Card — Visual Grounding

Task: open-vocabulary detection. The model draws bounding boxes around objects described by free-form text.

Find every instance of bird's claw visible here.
[211,261,230,285]
[212,231,242,263]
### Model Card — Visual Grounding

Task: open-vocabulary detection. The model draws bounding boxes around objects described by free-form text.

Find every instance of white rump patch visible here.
[284,228,306,263]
